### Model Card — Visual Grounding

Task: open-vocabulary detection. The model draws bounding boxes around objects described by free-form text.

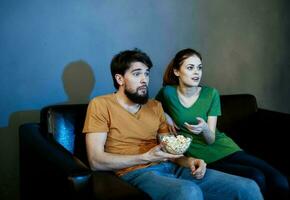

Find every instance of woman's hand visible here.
[184,117,216,144]
[184,117,207,135]
[165,112,180,134]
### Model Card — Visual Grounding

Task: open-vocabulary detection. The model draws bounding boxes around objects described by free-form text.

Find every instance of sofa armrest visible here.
[19,123,150,199]
[257,108,290,127]
[19,123,90,175]
[248,109,290,178]
[19,123,92,199]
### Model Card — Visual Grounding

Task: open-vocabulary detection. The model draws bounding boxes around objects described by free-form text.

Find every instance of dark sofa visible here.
[19,94,290,200]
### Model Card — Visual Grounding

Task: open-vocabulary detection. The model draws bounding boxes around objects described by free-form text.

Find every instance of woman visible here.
[156,48,289,200]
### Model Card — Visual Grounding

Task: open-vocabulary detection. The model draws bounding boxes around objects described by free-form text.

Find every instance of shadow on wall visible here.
[0,60,95,200]
[62,60,95,104]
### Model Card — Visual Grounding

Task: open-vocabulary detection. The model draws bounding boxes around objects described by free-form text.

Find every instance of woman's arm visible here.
[201,116,217,144]
[164,112,180,134]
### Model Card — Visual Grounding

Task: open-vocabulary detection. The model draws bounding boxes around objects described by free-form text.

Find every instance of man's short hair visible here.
[110,48,153,89]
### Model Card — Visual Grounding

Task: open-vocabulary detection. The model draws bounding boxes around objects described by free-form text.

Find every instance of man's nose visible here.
[140,74,148,83]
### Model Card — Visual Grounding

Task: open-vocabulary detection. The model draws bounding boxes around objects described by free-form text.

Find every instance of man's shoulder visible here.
[91,93,114,102]
[89,93,115,106]
[146,99,163,110]
[147,98,160,105]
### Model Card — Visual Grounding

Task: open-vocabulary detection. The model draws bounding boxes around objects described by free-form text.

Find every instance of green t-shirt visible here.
[156,85,241,164]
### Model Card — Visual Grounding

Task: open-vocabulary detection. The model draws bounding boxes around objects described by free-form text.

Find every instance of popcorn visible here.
[160,135,192,155]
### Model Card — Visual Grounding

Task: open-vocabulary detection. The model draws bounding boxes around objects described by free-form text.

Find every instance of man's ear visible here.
[173,69,179,77]
[115,74,124,86]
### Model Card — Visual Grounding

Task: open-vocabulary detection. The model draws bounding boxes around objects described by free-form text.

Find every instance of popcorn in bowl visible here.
[159,134,192,155]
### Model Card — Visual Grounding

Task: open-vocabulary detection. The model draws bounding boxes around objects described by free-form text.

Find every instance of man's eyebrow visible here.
[130,68,149,73]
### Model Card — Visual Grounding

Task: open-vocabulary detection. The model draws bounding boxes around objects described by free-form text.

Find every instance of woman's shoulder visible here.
[161,85,177,94]
[201,85,220,96]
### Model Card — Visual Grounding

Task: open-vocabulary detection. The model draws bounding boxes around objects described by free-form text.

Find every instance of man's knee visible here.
[237,178,263,200]
[247,169,266,192]
[166,183,203,200]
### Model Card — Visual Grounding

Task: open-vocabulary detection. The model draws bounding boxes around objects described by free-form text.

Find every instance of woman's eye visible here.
[187,66,193,70]
[198,66,203,70]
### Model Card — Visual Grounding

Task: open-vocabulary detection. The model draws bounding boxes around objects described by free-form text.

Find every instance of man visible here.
[83,49,263,200]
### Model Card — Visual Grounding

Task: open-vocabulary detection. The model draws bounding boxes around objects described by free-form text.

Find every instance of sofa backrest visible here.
[217,94,258,138]
[39,94,258,163]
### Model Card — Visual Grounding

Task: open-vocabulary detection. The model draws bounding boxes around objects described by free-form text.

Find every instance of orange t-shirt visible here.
[83,93,169,176]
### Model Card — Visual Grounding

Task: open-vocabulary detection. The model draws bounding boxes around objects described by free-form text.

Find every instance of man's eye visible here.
[133,72,140,76]
[145,72,150,77]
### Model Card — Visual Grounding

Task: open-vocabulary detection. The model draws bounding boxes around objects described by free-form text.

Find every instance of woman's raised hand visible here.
[184,117,207,135]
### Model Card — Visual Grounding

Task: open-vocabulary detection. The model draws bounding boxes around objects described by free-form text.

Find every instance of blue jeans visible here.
[121,162,263,200]
[208,151,289,200]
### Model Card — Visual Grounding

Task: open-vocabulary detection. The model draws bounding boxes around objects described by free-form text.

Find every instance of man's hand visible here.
[189,158,207,179]
[173,156,207,179]
[143,144,183,163]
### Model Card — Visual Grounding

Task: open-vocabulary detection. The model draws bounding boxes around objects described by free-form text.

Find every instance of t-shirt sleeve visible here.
[156,101,169,134]
[208,88,222,116]
[82,98,110,133]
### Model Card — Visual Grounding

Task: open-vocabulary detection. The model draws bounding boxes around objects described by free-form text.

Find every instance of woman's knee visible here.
[266,173,289,200]
[269,172,289,190]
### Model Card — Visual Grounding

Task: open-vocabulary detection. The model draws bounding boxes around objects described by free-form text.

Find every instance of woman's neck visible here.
[177,85,199,98]
[177,85,201,108]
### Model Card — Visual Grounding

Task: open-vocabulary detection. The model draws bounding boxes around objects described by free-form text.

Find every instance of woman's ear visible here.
[115,74,124,86]
[173,69,179,77]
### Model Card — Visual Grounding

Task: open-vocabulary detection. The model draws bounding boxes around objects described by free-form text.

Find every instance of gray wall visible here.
[0,0,289,199]
[199,0,290,112]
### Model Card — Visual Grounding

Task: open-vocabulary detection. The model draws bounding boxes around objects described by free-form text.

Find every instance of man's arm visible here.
[174,156,207,179]
[86,132,182,171]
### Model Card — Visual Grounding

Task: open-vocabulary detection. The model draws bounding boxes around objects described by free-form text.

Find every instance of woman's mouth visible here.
[192,77,200,81]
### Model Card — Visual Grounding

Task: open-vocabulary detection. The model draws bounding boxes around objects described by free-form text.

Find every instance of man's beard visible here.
[124,86,149,104]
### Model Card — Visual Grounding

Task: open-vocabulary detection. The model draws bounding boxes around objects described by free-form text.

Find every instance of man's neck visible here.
[115,90,141,114]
